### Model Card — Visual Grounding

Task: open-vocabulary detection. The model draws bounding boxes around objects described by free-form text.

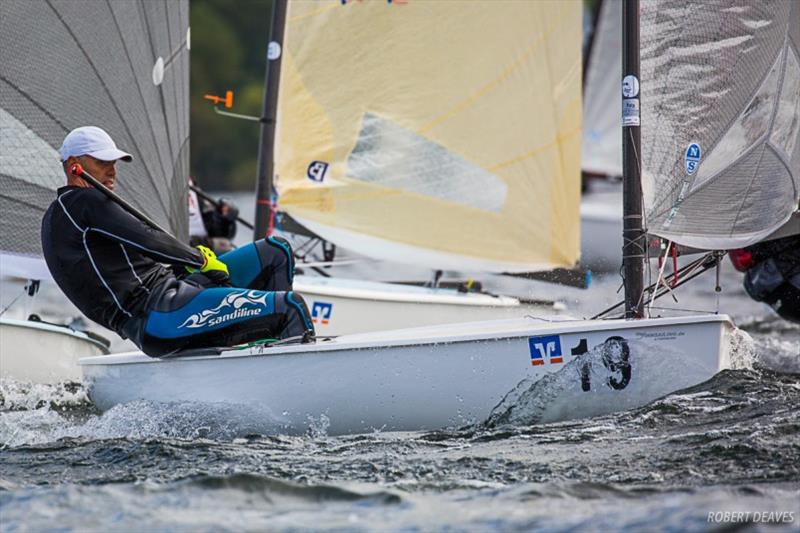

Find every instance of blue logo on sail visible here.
[684,143,701,175]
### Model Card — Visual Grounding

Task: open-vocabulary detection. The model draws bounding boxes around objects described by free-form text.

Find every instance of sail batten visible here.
[641,0,800,249]
[275,0,582,273]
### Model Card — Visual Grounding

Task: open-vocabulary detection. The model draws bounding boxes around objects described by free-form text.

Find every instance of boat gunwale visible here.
[0,317,110,353]
[79,314,733,367]
[294,279,527,307]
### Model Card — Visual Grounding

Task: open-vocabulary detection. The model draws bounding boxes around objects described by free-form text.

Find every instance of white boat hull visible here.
[81,315,734,436]
[294,275,561,336]
[1,318,108,384]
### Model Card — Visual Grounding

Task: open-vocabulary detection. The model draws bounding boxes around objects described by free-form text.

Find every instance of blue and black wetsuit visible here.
[41,186,313,357]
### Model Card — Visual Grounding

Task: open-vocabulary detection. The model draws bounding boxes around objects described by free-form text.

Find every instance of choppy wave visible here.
[1,475,797,532]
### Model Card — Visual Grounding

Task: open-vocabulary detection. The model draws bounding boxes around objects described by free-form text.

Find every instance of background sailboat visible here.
[238,0,584,334]
[81,0,752,436]
[274,0,581,274]
[580,0,623,273]
[0,0,191,381]
[583,0,623,179]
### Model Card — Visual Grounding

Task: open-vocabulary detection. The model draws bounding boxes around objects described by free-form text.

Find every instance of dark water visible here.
[2,267,799,531]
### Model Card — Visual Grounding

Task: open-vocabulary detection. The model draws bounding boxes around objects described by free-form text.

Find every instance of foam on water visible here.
[0,398,305,448]
[0,379,90,411]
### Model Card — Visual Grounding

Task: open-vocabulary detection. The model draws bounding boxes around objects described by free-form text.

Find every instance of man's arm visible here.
[80,189,205,268]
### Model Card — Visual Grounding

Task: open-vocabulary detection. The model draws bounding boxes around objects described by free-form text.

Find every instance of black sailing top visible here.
[41,186,204,333]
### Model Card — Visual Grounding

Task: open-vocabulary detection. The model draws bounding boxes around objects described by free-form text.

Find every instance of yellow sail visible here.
[275,0,581,272]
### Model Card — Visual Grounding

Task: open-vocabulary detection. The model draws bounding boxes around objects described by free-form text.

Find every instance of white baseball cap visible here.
[59,126,133,162]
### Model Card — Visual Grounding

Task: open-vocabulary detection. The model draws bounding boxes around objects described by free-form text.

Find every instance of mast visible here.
[253,0,288,239]
[621,0,644,318]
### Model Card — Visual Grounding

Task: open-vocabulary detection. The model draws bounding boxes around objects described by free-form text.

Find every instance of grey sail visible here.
[0,0,190,279]
[640,0,800,250]
[583,0,623,177]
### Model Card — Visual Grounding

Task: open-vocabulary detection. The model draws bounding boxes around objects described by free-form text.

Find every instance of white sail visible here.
[641,0,800,250]
[275,0,582,273]
[0,0,190,278]
[583,0,623,177]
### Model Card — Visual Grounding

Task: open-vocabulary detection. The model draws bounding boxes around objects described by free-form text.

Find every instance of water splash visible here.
[0,399,302,448]
[306,413,331,439]
[725,327,757,370]
[0,379,90,412]
[484,334,739,429]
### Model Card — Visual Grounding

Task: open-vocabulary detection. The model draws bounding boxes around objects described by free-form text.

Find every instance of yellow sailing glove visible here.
[196,245,229,275]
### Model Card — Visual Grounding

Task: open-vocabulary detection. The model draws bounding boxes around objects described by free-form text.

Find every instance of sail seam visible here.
[763,36,798,202]
[138,1,177,175]
[0,77,69,134]
[764,142,799,206]
[690,38,791,235]
[106,0,171,191]
[417,22,552,135]
[729,145,769,240]
[161,0,182,176]
[0,184,50,212]
[175,1,189,168]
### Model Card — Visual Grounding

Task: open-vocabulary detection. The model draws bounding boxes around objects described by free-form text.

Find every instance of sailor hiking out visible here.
[41,126,314,357]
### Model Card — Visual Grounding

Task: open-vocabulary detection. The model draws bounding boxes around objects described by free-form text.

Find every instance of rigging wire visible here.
[0,286,27,318]
[647,240,671,314]
[593,251,722,320]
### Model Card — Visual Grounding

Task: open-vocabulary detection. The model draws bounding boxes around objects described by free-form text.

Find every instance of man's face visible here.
[77,155,118,191]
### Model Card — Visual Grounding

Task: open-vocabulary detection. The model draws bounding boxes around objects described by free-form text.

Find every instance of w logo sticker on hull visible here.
[528,335,563,366]
[311,301,333,325]
[179,290,268,329]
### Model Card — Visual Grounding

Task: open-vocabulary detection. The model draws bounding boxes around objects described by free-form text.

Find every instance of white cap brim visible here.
[88,148,133,162]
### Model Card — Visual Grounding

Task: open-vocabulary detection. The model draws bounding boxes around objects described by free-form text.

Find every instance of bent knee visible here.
[284,291,313,332]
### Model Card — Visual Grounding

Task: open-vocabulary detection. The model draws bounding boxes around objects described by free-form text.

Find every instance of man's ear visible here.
[64,156,90,187]
[64,156,79,176]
